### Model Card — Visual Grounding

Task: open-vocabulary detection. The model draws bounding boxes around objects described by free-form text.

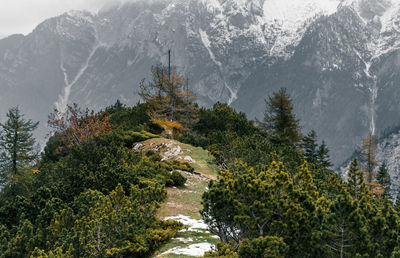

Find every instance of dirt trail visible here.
[134,138,219,257]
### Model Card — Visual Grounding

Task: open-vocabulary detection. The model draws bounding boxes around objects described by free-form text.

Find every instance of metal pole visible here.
[186,77,189,128]
[168,50,171,80]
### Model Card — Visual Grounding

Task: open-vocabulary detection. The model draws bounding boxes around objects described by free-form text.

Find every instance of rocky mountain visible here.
[375,128,400,198]
[1,0,400,165]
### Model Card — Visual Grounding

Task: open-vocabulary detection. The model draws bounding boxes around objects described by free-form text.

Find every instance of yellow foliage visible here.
[220,170,232,179]
[316,196,332,213]
[140,66,198,132]
[366,181,385,199]
[32,169,40,174]
[151,118,185,136]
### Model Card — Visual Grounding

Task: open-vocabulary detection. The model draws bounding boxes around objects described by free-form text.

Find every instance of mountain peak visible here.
[64,10,94,20]
[261,0,341,57]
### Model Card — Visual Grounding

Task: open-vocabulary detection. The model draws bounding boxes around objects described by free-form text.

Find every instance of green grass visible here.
[157,174,209,219]
[179,143,219,179]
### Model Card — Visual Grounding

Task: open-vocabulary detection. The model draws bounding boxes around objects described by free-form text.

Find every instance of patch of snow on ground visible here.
[161,215,215,256]
[160,243,214,257]
[165,215,209,231]
[174,237,193,243]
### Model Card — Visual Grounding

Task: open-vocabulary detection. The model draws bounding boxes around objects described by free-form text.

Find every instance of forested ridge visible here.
[0,68,399,257]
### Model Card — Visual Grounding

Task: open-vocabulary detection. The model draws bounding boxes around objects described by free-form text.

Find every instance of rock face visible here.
[1,0,400,165]
[371,129,400,198]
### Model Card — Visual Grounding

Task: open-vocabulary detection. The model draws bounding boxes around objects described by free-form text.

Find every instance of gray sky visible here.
[0,0,128,37]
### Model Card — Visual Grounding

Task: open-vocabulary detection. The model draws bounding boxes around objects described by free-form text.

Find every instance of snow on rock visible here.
[55,40,100,114]
[195,0,344,62]
[261,0,400,59]
[200,0,223,13]
[347,0,400,59]
[159,243,214,257]
[199,29,222,68]
[65,10,95,23]
[263,0,340,25]
[263,0,341,57]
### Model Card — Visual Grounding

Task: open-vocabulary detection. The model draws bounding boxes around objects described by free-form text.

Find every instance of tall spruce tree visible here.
[377,162,391,198]
[317,141,333,168]
[262,88,301,145]
[302,130,333,168]
[396,188,400,207]
[347,158,367,200]
[0,107,39,185]
[302,130,318,164]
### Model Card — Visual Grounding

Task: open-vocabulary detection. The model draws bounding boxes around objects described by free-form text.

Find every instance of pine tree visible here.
[367,200,399,257]
[262,88,301,145]
[317,141,333,168]
[377,162,391,198]
[302,131,333,168]
[396,188,400,207]
[302,130,318,164]
[323,192,367,258]
[0,107,39,186]
[347,158,367,199]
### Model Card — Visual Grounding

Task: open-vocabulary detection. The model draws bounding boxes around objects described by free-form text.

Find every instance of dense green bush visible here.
[166,171,187,187]
[99,130,158,148]
[104,100,163,134]
[169,160,194,172]
[177,133,210,148]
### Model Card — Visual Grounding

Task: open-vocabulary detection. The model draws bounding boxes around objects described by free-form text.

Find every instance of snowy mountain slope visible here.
[233,0,400,164]
[1,0,400,166]
[262,0,341,57]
